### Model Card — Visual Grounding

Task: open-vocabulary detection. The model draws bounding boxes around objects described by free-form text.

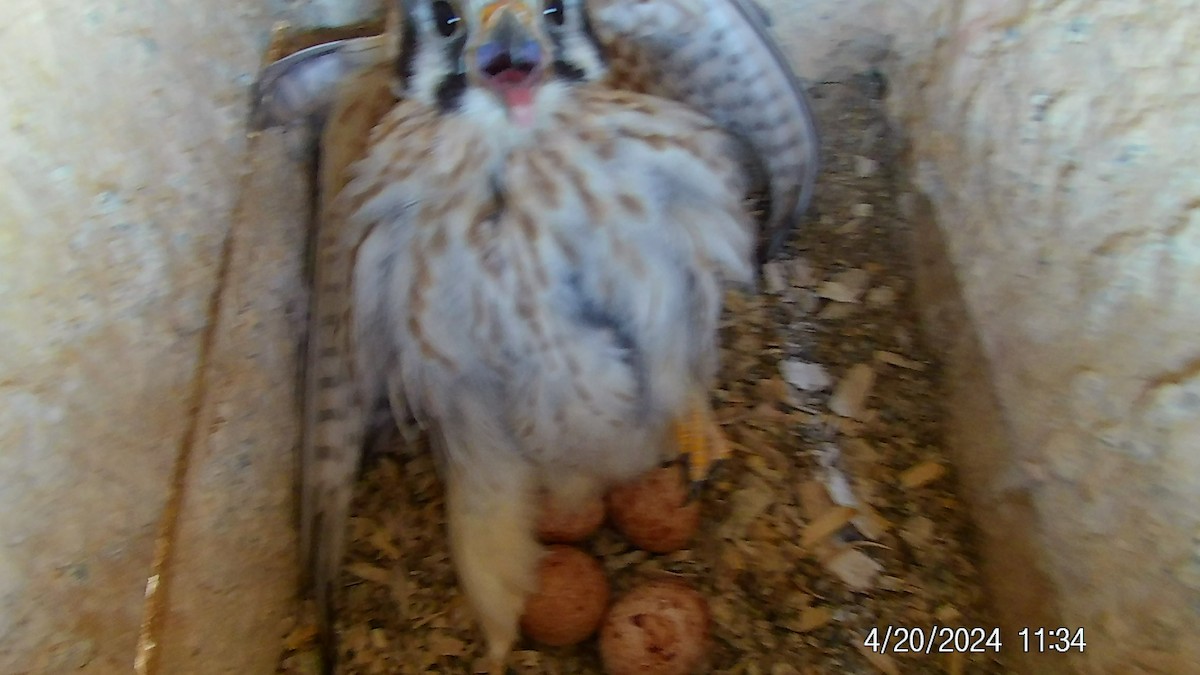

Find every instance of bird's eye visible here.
[431,0,462,37]
[543,0,565,26]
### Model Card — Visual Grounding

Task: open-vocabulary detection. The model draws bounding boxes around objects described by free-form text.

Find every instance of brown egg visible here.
[606,465,700,553]
[536,490,606,543]
[599,578,711,675]
[520,545,610,647]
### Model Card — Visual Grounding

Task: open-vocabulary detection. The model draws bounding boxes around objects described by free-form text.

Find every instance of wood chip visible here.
[756,377,791,403]
[428,632,465,657]
[854,156,879,178]
[825,548,882,591]
[788,258,817,287]
[851,505,892,541]
[345,563,392,586]
[874,350,926,371]
[851,203,874,218]
[842,437,882,466]
[817,302,858,320]
[801,506,858,549]
[947,651,967,675]
[900,460,948,489]
[784,605,835,633]
[797,480,836,520]
[369,526,402,559]
[722,477,776,539]
[936,604,962,622]
[815,282,856,304]
[900,516,936,548]
[855,643,900,675]
[780,360,832,392]
[835,219,861,235]
[282,622,318,652]
[816,268,871,303]
[865,286,897,307]
[762,261,789,293]
[829,364,875,419]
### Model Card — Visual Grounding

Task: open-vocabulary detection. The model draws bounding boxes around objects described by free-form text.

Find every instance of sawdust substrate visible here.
[276,74,1007,675]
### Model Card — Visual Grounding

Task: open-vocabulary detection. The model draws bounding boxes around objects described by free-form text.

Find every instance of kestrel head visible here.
[394,0,606,127]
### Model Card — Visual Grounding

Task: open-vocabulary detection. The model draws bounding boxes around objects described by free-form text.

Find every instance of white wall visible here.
[774,0,1200,670]
[880,1,1200,671]
[0,0,279,670]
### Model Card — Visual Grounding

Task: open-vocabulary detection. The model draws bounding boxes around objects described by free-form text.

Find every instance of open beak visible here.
[475,2,544,126]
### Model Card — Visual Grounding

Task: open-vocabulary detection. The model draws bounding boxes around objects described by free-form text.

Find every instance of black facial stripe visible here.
[578,3,605,61]
[436,72,468,111]
[436,29,470,111]
[545,17,568,65]
[543,3,605,82]
[396,9,419,89]
[553,60,587,81]
[545,25,586,82]
[396,3,470,110]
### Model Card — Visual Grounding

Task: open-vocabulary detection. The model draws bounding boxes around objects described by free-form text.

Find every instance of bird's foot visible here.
[670,397,730,500]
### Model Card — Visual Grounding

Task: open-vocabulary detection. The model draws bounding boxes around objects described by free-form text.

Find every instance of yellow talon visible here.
[672,398,730,499]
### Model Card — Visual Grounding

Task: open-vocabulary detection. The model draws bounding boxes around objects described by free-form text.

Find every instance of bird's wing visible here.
[300,63,397,658]
[591,0,819,261]
[251,34,389,130]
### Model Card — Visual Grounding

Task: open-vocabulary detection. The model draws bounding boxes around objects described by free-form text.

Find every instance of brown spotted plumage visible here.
[267,1,820,672]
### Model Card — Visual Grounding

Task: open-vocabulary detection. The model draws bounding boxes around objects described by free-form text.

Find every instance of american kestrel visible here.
[252,1,818,671]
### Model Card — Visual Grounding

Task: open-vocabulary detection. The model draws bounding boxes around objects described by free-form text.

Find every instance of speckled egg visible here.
[607,465,700,553]
[599,578,711,675]
[536,490,606,543]
[519,545,610,647]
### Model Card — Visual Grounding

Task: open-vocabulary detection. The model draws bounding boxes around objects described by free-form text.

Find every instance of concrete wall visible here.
[0,0,311,670]
[778,1,1200,671]
[888,2,1200,672]
[1,0,258,670]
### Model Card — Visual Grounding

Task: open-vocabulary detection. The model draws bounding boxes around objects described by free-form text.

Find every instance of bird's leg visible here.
[443,452,541,673]
[671,392,731,499]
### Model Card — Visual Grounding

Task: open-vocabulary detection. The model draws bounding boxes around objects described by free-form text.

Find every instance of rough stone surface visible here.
[880,1,1200,672]
[152,131,309,674]
[0,0,275,670]
[782,1,1200,670]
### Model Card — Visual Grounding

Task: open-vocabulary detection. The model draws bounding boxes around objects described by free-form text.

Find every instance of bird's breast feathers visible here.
[339,83,753,423]
[345,83,753,275]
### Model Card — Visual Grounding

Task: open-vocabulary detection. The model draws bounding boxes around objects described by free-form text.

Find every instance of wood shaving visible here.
[874,350,926,371]
[900,460,948,489]
[866,286,898,308]
[829,364,876,419]
[785,605,835,633]
[854,156,879,178]
[762,261,790,293]
[780,360,832,392]
[824,548,883,591]
[855,643,901,675]
[802,506,858,549]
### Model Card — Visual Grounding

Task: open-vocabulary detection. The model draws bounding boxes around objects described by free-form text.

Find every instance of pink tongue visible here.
[501,84,535,127]
[502,85,534,109]
[491,69,536,126]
